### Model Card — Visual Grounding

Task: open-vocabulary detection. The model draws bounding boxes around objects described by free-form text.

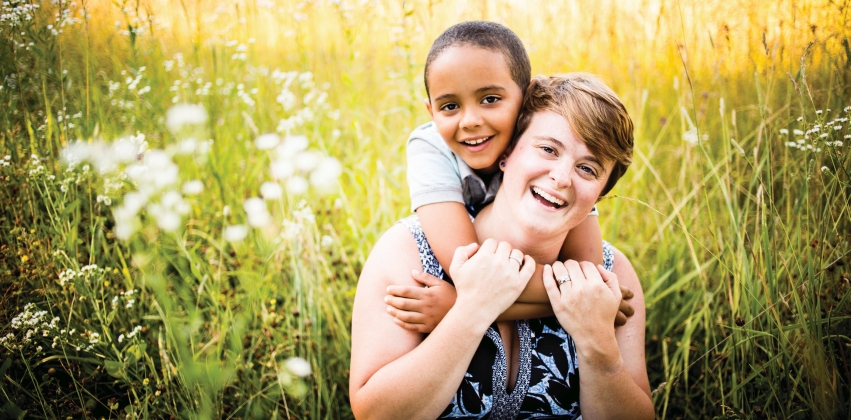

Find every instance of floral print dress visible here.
[399,216,615,419]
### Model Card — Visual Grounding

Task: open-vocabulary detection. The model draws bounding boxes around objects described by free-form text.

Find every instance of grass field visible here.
[0,0,850,418]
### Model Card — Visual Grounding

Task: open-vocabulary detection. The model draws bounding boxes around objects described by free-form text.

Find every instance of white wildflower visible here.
[816,110,823,115]
[270,159,295,180]
[793,129,804,136]
[255,133,281,150]
[166,103,208,132]
[320,235,333,249]
[779,129,789,135]
[278,135,309,159]
[821,166,829,172]
[244,198,271,227]
[223,225,248,242]
[156,210,181,232]
[295,151,321,172]
[309,157,342,191]
[176,138,198,155]
[285,357,311,377]
[182,180,204,195]
[286,176,309,195]
[260,181,283,199]
[682,128,698,146]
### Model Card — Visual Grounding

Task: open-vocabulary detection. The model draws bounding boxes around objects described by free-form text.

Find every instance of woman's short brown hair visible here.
[512,73,634,197]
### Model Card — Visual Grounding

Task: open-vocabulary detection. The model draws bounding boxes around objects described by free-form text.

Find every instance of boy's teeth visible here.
[532,187,565,206]
[462,136,490,145]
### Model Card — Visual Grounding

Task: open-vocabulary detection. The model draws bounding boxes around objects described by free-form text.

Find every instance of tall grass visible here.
[0,0,849,418]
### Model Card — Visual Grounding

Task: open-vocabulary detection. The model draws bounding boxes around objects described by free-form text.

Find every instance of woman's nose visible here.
[550,165,572,189]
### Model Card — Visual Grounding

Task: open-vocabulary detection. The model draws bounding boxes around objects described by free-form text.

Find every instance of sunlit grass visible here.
[0,0,849,418]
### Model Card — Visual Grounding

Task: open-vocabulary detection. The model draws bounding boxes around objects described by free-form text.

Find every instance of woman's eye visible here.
[579,165,597,177]
[440,103,458,111]
[540,146,556,154]
[482,96,500,104]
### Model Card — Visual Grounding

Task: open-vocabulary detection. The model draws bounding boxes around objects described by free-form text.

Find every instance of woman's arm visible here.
[542,250,653,420]
[350,226,534,419]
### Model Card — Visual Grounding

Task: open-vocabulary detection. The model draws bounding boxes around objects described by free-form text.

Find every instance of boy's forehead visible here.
[427,46,519,98]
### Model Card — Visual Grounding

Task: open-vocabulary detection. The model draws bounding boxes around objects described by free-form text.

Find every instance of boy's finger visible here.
[620,285,634,300]
[618,298,635,317]
[384,295,421,312]
[615,311,628,326]
[387,285,425,299]
[392,318,429,333]
[392,309,426,324]
[412,269,445,287]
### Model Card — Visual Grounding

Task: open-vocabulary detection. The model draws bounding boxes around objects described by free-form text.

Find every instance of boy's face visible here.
[425,45,523,174]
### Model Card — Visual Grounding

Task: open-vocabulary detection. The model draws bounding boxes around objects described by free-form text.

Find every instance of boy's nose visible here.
[459,108,483,130]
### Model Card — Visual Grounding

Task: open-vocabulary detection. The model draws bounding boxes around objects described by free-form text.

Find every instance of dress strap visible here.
[602,240,614,271]
[398,215,445,279]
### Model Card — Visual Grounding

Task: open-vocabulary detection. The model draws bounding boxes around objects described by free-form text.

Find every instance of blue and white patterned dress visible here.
[399,215,615,419]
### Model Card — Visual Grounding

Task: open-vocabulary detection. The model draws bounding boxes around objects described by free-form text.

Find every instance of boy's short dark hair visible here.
[424,21,531,97]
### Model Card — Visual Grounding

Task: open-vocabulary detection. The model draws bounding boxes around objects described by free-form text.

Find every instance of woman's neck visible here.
[473,202,567,266]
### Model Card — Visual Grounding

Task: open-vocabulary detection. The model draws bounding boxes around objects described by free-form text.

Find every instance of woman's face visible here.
[500,110,614,237]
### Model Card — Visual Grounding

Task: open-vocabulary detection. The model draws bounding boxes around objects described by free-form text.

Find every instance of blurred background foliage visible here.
[0,0,850,418]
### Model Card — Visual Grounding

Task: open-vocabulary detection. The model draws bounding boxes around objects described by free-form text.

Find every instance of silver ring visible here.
[557,275,571,285]
[509,255,523,265]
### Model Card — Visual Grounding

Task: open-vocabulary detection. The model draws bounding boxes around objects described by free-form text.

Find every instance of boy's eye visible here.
[440,103,459,111]
[482,96,500,104]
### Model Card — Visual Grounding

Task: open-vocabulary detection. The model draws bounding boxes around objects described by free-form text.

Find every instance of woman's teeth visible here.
[462,136,491,145]
[532,186,565,207]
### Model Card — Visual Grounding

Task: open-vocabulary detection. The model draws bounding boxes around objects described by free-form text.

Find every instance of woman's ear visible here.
[499,160,506,171]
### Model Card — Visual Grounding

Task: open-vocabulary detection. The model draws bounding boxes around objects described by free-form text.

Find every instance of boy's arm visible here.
[516,215,603,303]
[417,202,477,277]
[561,214,604,266]
[515,215,635,325]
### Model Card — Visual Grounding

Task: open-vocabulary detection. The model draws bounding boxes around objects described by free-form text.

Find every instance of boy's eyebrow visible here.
[432,85,508,103]
[474,85,507,94]
[432,93,457,103]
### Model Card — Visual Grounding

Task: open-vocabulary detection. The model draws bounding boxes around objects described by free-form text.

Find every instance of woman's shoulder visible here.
[608,245,642,294]
[358,222,423,288]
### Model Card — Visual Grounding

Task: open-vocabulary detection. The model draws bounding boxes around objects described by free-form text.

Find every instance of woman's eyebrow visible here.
[534,135,565,147]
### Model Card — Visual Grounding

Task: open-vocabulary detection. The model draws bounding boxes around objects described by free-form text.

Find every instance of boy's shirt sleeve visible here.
[406,122,465,213]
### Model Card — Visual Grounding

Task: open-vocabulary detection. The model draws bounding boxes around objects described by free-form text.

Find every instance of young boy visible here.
[387,21,633,331]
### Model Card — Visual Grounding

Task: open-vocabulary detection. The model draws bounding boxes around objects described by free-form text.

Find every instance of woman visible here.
[349,74,653,419]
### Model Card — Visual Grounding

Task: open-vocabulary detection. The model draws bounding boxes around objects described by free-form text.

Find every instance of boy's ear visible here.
[424,98,433,118]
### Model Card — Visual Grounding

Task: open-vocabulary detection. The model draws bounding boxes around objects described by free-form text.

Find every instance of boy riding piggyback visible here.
[385,21,634,330]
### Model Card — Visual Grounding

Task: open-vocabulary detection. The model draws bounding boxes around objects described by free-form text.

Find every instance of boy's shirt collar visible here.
[458,158,502,216]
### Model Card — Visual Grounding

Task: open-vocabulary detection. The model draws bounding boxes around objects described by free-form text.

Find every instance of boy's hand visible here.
[385,270,457,333]
[615,285,635,326]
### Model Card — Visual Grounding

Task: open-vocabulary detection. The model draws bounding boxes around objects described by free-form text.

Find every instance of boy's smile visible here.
[425,45,523,174]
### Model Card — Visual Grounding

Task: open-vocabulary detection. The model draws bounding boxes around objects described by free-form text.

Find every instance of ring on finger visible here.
[509,255,523,265]
[557,274,571,285]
